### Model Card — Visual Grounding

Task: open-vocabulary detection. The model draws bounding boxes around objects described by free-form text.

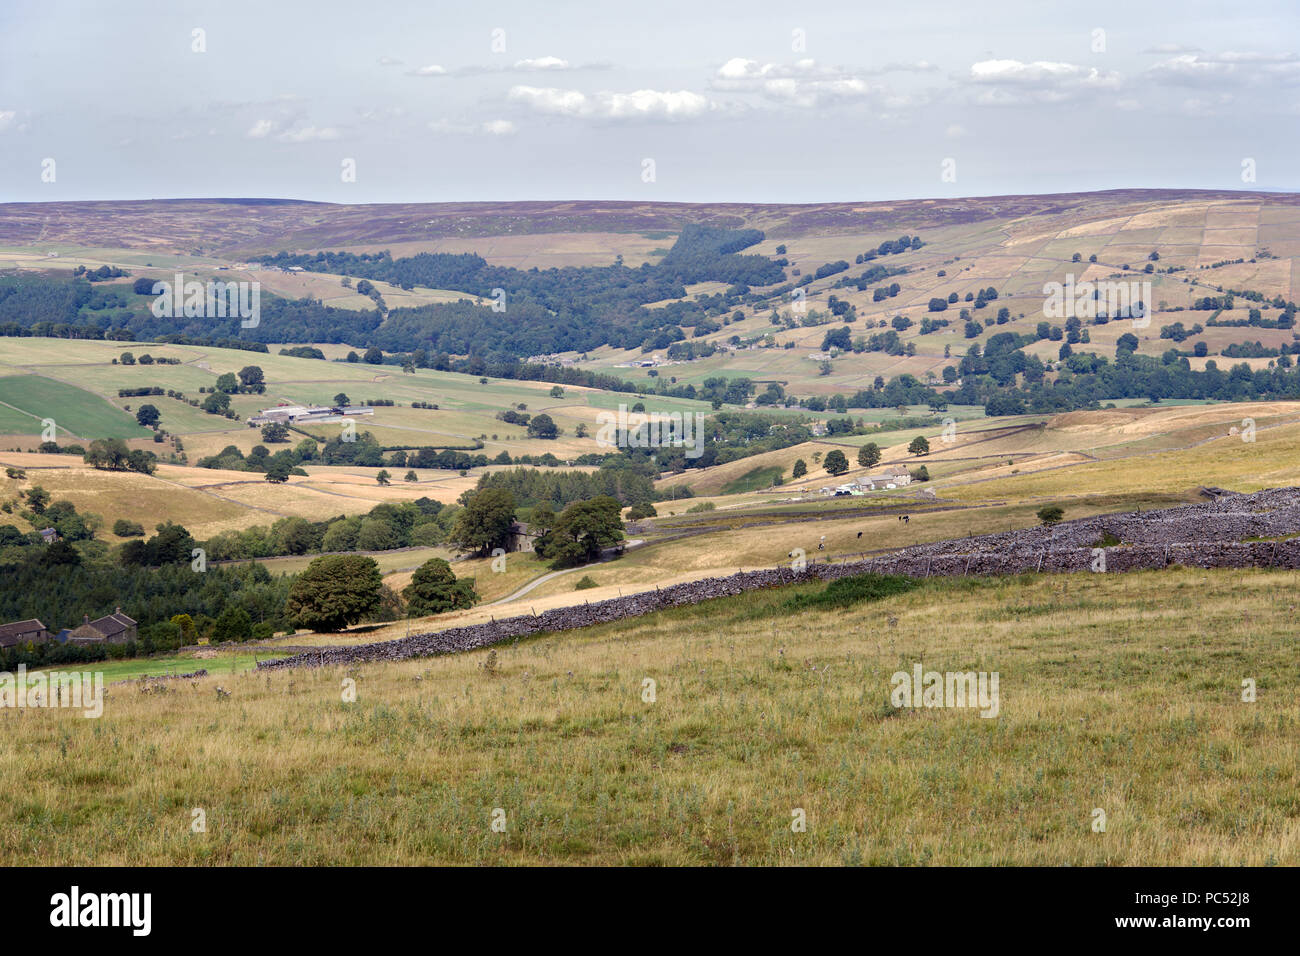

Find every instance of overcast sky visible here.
[1,0,1296,203]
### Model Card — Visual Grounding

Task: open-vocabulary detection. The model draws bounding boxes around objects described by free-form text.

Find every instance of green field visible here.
[721,465,785,494]
[0,374,150,439]
[92,651,276,682]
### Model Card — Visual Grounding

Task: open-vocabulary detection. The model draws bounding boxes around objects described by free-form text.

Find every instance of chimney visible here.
[115,606,121,615]
[83,614,89,625]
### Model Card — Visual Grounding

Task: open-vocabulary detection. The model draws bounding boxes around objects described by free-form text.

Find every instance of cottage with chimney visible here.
[65,608,138,646]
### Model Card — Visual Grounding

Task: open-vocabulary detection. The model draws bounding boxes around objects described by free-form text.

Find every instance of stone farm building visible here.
[1,607,140,652]
[65,609,138,646]
[248,404,374,428]
[508,521,539,554]
[0,619,52,649]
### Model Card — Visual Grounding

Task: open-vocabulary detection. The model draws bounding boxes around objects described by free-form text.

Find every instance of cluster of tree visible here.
[839,262,908,294]
[854,236,923,262]
[84,438,157,475]
[200,498,458,561]
[966,350,1300,415]
[471,462,657,510]
[811,260,850,280]
[242,227,782,359]
[74,265,129,281]
[282,552,481,631]
[195,441,308,480]
[533,495,625,568]
[115,352,181,366]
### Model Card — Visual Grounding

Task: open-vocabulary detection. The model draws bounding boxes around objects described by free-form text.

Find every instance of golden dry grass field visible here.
[2,567,1295,865]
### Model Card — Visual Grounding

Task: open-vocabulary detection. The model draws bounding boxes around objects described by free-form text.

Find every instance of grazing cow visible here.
[899,515,910,524]
[817,535,826,551]
[856,531,863,539]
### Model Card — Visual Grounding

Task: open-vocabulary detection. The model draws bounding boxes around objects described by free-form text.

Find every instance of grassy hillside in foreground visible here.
[2,567,1295,865]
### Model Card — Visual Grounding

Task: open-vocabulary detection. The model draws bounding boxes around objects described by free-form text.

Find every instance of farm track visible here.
[259,485,1300,671]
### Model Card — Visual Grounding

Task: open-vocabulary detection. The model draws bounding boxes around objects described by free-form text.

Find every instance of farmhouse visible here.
[876,470,912,488]
[65,609,138,646]
[508,521,539,553]
[0,619,52,648]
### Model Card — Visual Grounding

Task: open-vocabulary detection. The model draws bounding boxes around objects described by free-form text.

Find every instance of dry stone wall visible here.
[258,487,1300,672]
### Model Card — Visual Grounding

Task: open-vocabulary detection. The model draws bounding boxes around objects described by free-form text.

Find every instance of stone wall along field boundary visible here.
[258,487,1300,671]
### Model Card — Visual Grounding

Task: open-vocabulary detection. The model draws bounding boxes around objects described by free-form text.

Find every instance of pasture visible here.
[2,567,1294,865]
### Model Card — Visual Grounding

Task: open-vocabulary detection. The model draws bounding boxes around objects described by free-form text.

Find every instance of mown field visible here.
[0,374,150,440]
[2,567,1295,865]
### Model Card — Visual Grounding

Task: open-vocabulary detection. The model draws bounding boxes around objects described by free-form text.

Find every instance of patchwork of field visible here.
[5,191,1300,407]
[546,195,1300,398]
[0,458,250,540]
[0,338,716,467]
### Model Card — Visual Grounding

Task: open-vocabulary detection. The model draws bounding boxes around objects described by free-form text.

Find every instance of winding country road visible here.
[484,539,645,606]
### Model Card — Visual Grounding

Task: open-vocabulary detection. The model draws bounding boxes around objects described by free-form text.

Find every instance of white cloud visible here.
[377,55,403,66]
[1144,51,1300,90]
[760,75,880,108]
[247,118,341,142]
[412,64,447,76]
[449,57,609,77]
[605,89,712,119]
[508,86,590,116]
[946,123,967,139]
[717,57,762,81]
[513,56,570,71]
[429,118,518,135]
[0,110,16,132]
[508,85,714,121]
[714,57,839,88]
[965,59,1121,104]
[711,57,925,111]
[1140,44,1202,54]
[277,125,340,142]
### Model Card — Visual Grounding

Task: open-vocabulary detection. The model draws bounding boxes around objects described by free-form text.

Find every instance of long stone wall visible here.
[257,487,1300,672]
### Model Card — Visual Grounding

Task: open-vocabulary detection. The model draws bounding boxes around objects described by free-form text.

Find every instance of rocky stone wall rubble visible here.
[258,487,1300,672]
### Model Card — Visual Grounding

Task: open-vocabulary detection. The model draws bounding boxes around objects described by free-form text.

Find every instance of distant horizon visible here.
[3,184,1298,209]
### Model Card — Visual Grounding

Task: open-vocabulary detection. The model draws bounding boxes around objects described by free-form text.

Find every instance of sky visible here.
[1,0,1297,204]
